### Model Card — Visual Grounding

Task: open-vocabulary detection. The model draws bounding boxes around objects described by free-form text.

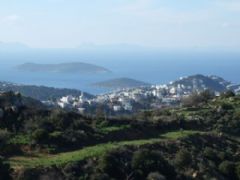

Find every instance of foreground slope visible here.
[0,91,239,179]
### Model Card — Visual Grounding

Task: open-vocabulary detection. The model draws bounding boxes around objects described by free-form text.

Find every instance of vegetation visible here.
[9,130,197,169]
[0,91,240,179]
[0,83,94,101]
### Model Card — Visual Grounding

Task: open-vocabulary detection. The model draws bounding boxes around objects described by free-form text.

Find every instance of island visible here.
[16,62,111,74]
[92,77,150,89]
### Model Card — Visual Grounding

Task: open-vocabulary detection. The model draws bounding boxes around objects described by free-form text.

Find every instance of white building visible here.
[113,105,122,112]
[60,95,74,104]
[123,103,133,111]
[78,108,86,114]
[58,102,68,108]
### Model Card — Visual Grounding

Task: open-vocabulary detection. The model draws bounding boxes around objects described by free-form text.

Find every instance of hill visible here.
[168,74,240,94]
[0,91,45,110]
[0,81,94,101]
[16,62,111,74]
[93,78,150,89]
[0,91,240,179]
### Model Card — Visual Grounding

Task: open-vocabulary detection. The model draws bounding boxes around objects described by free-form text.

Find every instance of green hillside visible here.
[0,91,239,179]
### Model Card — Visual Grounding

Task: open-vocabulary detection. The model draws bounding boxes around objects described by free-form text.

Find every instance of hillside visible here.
[168,74,240,94]
[170,74,226,92]
[0,91,239,179]
[0,81,94,101]
[93,78,150,89]
[16,62,111,74]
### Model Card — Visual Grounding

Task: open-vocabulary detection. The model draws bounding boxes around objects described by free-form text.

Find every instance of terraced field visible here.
[9,130,201,169]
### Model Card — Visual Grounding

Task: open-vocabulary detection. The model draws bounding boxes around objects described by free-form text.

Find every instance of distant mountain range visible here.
[92,78,150,89]
[16,62,111,74]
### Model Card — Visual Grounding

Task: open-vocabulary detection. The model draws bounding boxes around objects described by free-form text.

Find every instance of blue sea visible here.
[0,49,240,95]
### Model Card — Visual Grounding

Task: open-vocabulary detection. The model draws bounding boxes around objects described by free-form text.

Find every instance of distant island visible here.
[92,78,150,89]
[16,62,111,74]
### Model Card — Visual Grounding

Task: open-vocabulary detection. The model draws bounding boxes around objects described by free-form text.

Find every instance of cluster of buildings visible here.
[56,92,91,114]
[51,75,240,115]
[53,83,188,114]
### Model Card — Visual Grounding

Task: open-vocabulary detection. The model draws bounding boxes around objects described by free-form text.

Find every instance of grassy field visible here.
[99,125,131,134]
[8,130,201,169]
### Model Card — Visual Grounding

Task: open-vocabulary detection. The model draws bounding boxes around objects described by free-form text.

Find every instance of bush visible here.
[221,91,235,98]
[220,103,234,110]
[0,129,11,142]
[182,90,214,107]
[0,129,11,155]
[131,149,174,178]
[0,156,11,180]
[90,173,110,180]
[32,129,49,143]
[218,161,236,179]
[203,147,218,162]
[236,163,240,179]
[147,172,166,180]
[62,162,83,179]
[174,149,192,168]
[98,148,131,179]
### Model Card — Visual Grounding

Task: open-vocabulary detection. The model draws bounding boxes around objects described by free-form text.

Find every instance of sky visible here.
[0,0,240,50]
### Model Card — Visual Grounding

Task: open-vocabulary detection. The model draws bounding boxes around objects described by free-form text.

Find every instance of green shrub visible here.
[236,163,240,179]
[32,129,49,143]
[49,131,63,139]
[0,156,11,180]
[90,173,110,180]
[218,161,236,179]
[98,148,131,179]
[0,129,11,144]
[174,149,192,168]
[203,147,218,161]
[147,172,166,180]
[220,103,234,110]
[220,91,235,98]
[131,149,174,178]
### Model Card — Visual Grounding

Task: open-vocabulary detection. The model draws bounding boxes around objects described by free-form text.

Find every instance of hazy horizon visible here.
[0,0,240,94]
[0,0,240,51]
